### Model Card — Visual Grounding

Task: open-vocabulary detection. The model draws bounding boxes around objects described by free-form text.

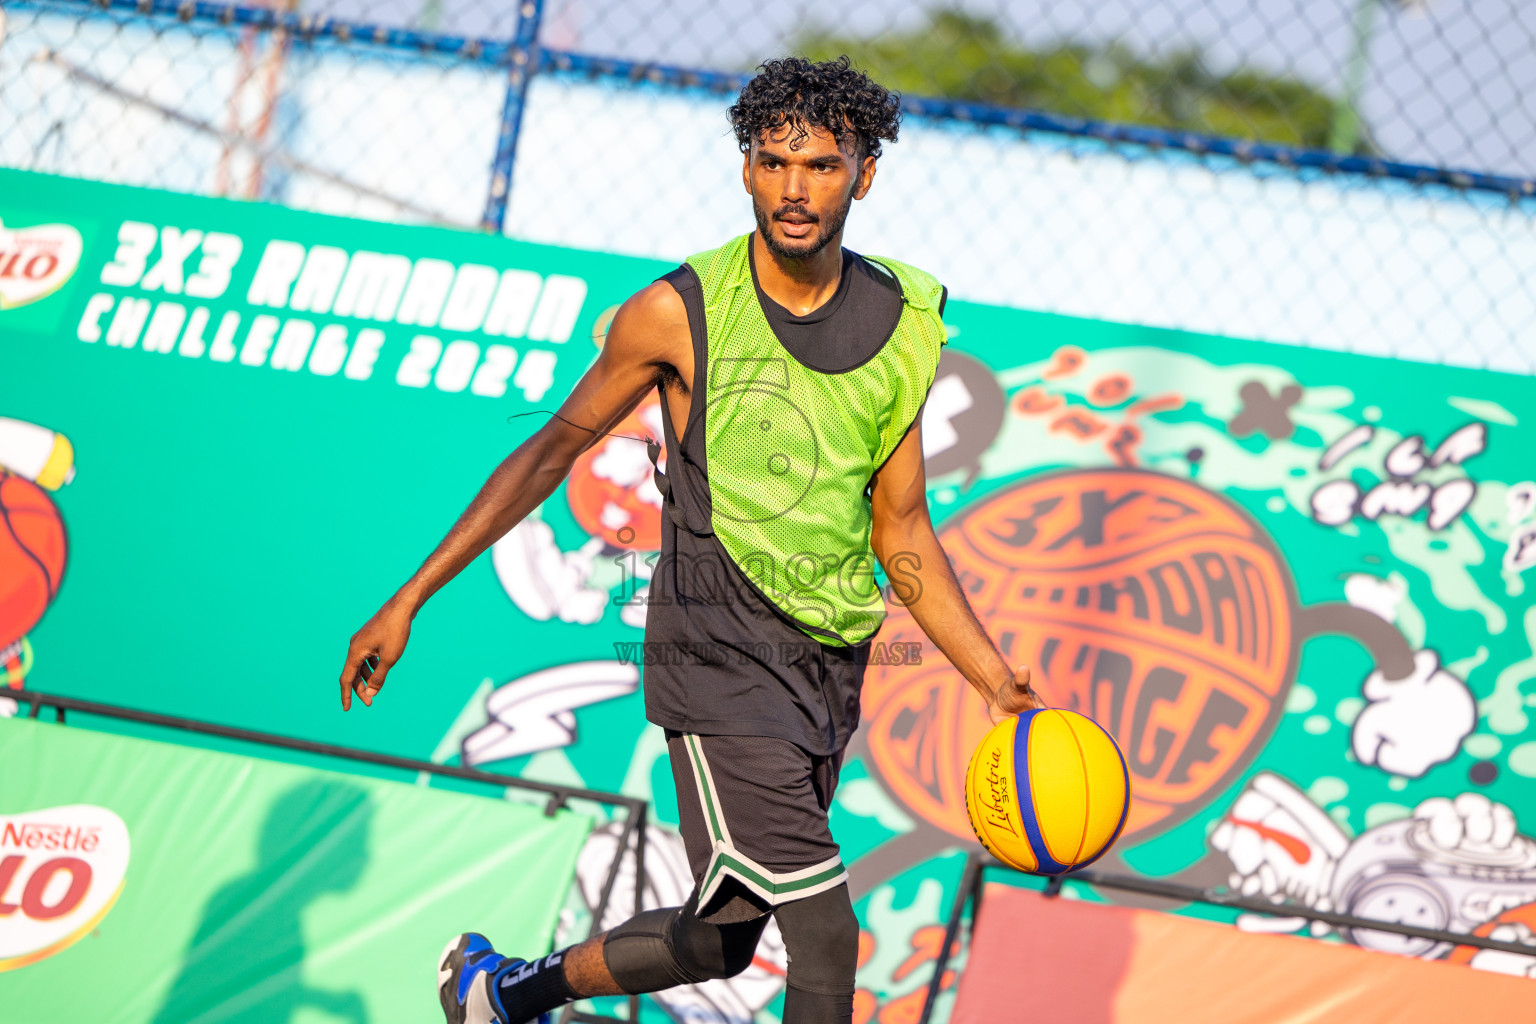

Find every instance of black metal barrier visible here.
[917,851,1536,1024]
[5,687,648,1024]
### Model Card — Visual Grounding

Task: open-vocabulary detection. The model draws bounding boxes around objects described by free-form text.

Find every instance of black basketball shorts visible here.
[665,730,849,923]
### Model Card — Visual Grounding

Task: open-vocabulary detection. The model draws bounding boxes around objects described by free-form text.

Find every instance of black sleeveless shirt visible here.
[638,247,945,754]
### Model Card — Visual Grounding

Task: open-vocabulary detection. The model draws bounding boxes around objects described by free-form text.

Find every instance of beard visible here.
[753,186,856,261]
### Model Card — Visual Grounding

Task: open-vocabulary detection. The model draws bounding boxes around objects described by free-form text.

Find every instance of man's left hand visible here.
[988,664,1043,724]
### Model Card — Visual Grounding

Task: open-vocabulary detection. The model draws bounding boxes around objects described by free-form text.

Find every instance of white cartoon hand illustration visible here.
[1411,793,1520,858]
[492,519,610,625]
[1352,648,1475,779]
[1468,922,1536,978]
[1341,576,1475,780]
[1210,773,1351,931]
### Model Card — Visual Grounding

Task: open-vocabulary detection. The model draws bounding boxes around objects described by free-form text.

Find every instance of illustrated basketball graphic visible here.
[865,468,1297,848]
[566,395,665,551]
[0,471,68,649]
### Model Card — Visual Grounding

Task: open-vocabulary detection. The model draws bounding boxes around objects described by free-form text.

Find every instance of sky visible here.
[302,0,1536,181]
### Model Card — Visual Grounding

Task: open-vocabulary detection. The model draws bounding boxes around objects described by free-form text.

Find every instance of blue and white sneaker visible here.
[437,932,551,1024]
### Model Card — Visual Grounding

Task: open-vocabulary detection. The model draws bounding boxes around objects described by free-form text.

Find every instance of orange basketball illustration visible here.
[566,394,665,551]
[0,471,68,649]
[864,468,1297,849]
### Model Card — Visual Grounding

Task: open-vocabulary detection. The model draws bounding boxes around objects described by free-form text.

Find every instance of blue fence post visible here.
[482,0,545,233]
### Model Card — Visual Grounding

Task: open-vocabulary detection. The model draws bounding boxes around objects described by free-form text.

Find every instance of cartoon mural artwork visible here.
[1339,572,1477,779]
[1448,901,1536,978]
[8,173,1531,1016]
[0,417,75,714]
[856,466,1419,887]
[492,396,663,630]
[1006,345,1183,469]
[1507,482,1536,575]
[444,335,1536,1018]
[1310,422,1484,532]
[1210,773,1536,964]
[460,661,640,766]
[920,350,1006,487]
[846,344,1536,901]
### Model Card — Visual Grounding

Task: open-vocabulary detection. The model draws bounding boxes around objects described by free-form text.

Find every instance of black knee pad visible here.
[775,885,859,997]
[603,908,692,994]
[602,898,769,994]
[672,900,765,980]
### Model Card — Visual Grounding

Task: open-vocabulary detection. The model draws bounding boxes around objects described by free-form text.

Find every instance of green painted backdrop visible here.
[3,169,1534,1022]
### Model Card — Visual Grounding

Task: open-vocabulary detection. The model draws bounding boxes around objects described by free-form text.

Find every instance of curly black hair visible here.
[728,56,902,161]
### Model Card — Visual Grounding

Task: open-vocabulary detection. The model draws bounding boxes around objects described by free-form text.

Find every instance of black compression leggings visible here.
[602,884,858,1024]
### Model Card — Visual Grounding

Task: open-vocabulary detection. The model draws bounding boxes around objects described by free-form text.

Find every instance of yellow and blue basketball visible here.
[964,708,1131,875]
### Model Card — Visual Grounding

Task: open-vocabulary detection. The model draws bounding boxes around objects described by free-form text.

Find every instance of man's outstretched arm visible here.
[338,281,689,709]
[868,415,1041,723]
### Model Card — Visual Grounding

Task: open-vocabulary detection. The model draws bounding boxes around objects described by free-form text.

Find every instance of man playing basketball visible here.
[339,56,1040,1024]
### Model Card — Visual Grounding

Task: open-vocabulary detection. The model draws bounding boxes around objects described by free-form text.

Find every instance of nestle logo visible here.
[1,822,102,853]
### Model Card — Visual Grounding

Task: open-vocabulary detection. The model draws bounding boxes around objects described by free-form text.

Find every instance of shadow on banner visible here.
[150,780,374,1024]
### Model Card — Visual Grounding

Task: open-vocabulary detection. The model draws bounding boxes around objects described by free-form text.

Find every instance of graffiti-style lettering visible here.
[1507,481,1536,525]
[1147,560,1203,635]
[1042,345,1085,379]
[1361,480,1433,519]
[1012,386,1063,416]
[1129,666,1187,777]
[1505,523,1536,574]
[1106,423,1141,467]
[1166,689,1248,787]
[1430,422,1487,466]
[1090,648,1136,736]
[1049,409,1107,439]
[1427,479,1476,531]
[1313,422,1484,532]
[1319,424,1373,470]
[989,496,1061,548]
[1384,436,1427,477]
[1045,489,1144,551]
[1089,373,1132,406]
[1098,576,1151,621]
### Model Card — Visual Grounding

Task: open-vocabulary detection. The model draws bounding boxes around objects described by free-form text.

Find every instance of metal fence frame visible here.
[7,686,649,1024]
[32,0,1536,237]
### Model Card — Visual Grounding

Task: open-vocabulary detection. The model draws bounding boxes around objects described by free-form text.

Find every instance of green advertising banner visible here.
[3,168,1536,1021]
[0,716,590,1022]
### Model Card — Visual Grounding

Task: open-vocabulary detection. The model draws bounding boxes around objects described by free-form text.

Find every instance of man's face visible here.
[744,122,876,261]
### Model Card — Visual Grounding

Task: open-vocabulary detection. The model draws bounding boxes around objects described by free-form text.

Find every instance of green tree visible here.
[792,9,1364,152]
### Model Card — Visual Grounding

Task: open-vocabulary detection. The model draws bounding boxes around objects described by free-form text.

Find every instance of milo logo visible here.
[0,805,130,971]
[0,219,83,311]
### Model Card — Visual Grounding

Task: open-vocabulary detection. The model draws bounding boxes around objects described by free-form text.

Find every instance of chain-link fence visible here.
[2,0,1534,370]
